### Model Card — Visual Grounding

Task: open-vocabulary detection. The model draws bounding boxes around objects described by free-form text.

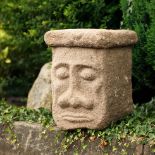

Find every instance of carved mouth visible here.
[61,113,93,122]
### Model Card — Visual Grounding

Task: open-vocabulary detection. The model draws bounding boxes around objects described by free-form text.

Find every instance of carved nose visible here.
[67,74,79,108]
[69,97,82,108]
[58,96,94,109]
[58,97,82,109]
[59,100,69,108]
[58,73,94,109]
[58,81,80,109]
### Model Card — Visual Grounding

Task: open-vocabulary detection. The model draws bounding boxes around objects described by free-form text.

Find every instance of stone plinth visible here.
[0,122,154,155]
[44,29,138,130]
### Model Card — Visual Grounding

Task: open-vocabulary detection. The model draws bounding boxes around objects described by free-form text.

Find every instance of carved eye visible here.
[55,67,69,80]
[79,68,96,81]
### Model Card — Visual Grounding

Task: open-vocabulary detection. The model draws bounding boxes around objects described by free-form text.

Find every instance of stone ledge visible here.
[44,29,138,49]
[0,122,154,155]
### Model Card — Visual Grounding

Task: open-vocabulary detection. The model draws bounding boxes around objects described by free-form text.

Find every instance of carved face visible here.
[52,47,106,129]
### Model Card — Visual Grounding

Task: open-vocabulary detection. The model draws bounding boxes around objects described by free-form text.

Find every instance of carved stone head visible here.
[44,29,138,130]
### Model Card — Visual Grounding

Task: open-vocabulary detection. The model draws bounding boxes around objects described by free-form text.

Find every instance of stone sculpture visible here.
[44,29,138,130]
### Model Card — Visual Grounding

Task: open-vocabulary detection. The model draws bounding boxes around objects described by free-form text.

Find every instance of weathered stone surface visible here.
[44,29,138,48]
[135,144,143,155]
[27,62,52,110]
[0,122,153,155]
[0,122,63,155]
[44,29,138,130]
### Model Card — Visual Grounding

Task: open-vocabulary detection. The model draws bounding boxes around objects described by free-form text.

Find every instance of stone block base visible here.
[0,122,154,155]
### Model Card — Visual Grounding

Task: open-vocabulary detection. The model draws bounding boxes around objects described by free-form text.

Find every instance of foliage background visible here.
[0,0,154,103]
[0,0,121,97]
[120,0,155,103]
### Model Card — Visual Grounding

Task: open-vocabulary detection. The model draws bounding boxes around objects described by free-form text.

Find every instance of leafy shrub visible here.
[120,0,155,103]
[0,99,53,126]
[0,0,121,97]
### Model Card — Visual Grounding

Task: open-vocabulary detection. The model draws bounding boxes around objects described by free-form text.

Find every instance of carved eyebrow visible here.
[76,64,97,71]
[54,63,69,69]
[53,63,98,71]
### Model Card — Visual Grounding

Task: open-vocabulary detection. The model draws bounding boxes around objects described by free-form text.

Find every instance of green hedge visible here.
[120,0,155,102]
[0,0,121,97]
[0,0,155,102]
